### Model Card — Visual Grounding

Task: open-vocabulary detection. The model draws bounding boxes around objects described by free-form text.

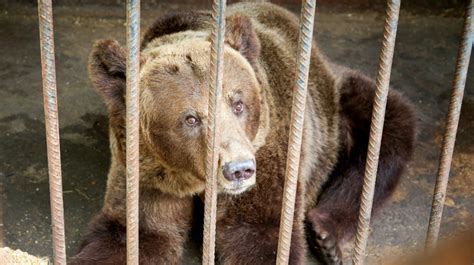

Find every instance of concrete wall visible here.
[1,0,468,9]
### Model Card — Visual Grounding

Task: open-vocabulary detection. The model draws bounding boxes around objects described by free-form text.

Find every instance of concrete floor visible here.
[0,2,472,264]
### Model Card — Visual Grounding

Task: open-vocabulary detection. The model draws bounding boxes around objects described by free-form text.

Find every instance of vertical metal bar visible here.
[351,1,401,264]
[0,175,5,247]
[276,1,316,264]
[425,0,473,251]
[202,1,226,265]
[126,0,140,264]
[37,1,67,264]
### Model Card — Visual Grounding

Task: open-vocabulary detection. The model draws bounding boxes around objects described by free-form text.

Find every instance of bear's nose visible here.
[222,160,256,181]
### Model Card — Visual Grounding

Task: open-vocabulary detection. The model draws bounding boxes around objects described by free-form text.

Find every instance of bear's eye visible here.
[233,101,244,115]
[185,115,199,127]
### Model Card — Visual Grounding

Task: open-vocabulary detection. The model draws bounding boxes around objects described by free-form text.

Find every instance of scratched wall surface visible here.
[0,2,472,264]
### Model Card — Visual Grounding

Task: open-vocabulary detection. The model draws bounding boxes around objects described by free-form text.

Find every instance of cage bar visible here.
[425,0,473,251]
[37,0,67,264]
[202,1,226,264]
[351,1,401,264]
[125,0,141,264]
[276,1,316,264]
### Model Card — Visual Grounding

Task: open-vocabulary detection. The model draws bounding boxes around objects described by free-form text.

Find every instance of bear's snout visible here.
[222,159,256,182]
[217,139,257,194]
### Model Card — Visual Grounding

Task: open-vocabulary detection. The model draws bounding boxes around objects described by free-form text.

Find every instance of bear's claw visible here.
[306,217,343,265]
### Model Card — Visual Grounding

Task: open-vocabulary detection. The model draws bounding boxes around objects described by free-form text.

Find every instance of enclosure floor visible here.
[0,2,472,264]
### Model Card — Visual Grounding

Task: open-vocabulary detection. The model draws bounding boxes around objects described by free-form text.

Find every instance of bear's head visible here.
[88,13,269,197]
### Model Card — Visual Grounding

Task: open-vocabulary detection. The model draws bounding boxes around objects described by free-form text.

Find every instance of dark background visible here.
[0,0,470,9]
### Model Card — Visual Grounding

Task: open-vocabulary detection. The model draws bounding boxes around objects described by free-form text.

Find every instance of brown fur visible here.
[141,11,211,50]
[305,72,416,264]
[71,3,416,265]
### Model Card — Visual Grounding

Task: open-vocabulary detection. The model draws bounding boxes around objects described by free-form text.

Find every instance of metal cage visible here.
[36,0,473,264]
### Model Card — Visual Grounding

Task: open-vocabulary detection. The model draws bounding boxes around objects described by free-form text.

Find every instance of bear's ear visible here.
[224,14,261,67]
[88,39,127,113]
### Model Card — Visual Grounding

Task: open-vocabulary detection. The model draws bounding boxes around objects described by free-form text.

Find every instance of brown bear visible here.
[70,2,416,265]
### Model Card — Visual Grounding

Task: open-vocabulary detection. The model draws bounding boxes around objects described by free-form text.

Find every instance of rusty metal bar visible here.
[202,0,226,264]
[37,1,67,264]
[0,174,5,247]
[351,1,401,264]
[276,0,316,264]
[125,0,141,264]
[425,0,473,251]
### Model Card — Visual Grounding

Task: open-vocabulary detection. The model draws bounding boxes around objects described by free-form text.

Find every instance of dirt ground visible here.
[0,2,472,264]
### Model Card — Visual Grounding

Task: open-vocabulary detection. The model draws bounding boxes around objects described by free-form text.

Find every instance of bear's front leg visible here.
[70,189,194,265]
[216,221,306,265]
